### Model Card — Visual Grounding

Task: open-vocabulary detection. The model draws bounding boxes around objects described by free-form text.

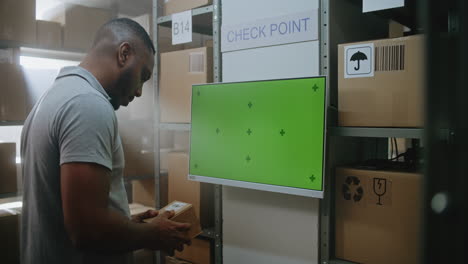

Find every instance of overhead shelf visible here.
[0,121,24,126]
[124,175,155,182]
[329,259,358,264]
[159,123,191,131]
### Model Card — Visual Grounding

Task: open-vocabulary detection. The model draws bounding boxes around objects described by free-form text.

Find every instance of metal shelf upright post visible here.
[152,0,223,263]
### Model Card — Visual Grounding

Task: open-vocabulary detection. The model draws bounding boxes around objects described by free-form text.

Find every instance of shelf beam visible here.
[0,121,24,126]
[328,127,425,139]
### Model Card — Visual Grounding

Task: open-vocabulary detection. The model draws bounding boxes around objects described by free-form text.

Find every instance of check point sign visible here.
[221,10,319,52]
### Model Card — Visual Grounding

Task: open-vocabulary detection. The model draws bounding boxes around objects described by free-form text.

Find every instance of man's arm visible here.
[61,162,191,254]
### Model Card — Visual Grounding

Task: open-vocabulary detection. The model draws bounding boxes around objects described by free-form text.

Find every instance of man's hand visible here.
[131,210,159,223]
[146,210,192,255]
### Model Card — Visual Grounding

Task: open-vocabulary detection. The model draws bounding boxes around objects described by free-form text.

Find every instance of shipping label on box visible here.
[339,173,393,208]
[144,200,202,238]
[344,43,374,78]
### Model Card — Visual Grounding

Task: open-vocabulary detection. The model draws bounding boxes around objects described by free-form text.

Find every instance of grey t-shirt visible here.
[20,66,131,264]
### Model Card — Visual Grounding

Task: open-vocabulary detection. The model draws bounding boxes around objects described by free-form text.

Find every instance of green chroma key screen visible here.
[189,77,326,197]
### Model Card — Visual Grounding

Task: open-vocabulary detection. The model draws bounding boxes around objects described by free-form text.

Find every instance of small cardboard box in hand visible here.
[145,201,202,238]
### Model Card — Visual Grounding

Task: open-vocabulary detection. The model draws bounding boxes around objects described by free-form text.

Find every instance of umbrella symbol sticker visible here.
[350,51,368,71]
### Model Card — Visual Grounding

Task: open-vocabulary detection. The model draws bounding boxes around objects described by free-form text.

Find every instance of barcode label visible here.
[375,44,405,71]
[189,52,204,73]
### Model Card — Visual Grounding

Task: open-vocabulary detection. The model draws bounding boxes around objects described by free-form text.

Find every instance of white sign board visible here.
[363,0,404,12]
[221,10,318,52]
[172,10,192,45]
[344,43,374,79]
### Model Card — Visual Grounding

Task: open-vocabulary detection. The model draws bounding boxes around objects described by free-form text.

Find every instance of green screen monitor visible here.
[189,77,327,198]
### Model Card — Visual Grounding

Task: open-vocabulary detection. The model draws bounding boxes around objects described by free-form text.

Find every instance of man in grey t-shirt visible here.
[21,18,191,264]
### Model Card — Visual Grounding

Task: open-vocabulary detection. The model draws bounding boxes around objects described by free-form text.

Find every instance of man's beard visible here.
[109,96,120,110]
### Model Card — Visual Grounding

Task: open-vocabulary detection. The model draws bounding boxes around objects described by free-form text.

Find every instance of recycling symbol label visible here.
[342,176,364,202]
[344,43,374,79]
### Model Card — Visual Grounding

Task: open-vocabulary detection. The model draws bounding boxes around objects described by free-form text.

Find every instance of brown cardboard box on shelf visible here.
[144,201,202,239]
[163,0,212,16]
[0,0,36,45]
[175,237,211,264]
[0,206,21,264]
[335,167,422,264]
[129,203,155,217]
[0,143,17,194]
[166,256,193,264]
[132,175,168,208]
[50,4,112,51]
[160,47,213,123]
[0,63,27,121]
[119,121,154,177]
[338,35,424,127]
[134,249,155,264]
[36,20,62,50]
[168,152,214,228]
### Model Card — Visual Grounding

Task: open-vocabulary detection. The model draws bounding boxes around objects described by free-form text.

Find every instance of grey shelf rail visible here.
[328,127,425,139]
[159,123,191,131]
[0,121,24,126]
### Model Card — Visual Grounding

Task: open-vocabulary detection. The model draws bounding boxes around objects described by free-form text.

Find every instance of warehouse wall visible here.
[221,0,321,263]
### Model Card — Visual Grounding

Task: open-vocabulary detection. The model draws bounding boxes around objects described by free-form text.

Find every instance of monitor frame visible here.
[188,76,328,198]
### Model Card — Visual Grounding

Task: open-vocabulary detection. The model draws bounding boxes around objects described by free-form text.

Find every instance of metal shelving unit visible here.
[152,1,222,263]
[319,1,430,264]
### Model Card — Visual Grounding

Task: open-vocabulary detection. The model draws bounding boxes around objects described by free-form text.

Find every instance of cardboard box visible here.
[0,143,17,194]
[56,4,112,51]
[168,152,214,228]
[129,203,155,217]
[36,20,62,50]
[0,0,36,45]
[163,0,212,16]
[175,238,211,264]
[134,249,155,264]
[132,175,168,208]
[119,121,155,177]
[145,201,202,239]
[160,47,213,123]
[335,167,422,264]
[0,207,20,264]
[338,35,424,127]
[0,63,27,121]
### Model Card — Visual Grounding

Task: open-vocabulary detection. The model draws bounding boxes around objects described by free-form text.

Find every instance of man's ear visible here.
[117,42,132,67]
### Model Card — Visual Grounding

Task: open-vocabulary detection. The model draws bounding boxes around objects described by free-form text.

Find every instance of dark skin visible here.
[61,32,191,255]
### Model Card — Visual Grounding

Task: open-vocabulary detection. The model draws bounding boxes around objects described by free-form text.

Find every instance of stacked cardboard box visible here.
[0,203,21,264]
[36,20,62,50]
[175,237,211,264]
[131,174,168,208]
[162,0,212,16]
[0,63,27,121]
[338,35,424,127]
[47,4,112,51]
[168,152,214,228]
[0,0,36,45]
[160,47,213,123]
[335,167,422,264]
[0,143,17,194]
